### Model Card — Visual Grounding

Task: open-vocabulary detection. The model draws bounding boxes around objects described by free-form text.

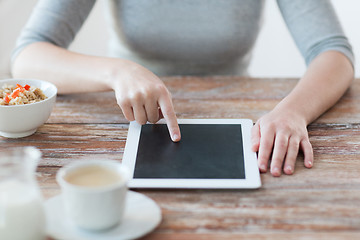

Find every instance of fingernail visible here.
[307,161,313,167]
[272,167,280,176]
[172,134,180,142]
[285,165,293,173]
[252,145,258,152]
[260,164,267,172]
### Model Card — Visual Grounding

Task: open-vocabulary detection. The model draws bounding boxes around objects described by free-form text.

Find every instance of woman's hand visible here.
[250,51,354,177]
[12,43,181,142]
[110,61,181,142]
[251,107,313,177]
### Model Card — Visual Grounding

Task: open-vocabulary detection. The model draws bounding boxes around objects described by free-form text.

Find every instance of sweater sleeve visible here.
[12,0,96,62]
[277,0,354,67]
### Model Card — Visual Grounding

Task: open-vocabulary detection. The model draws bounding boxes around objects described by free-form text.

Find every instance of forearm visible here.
[12,41,181,140]
[252,50,353,176]
[12,42,131,94]
[274,51,354,125]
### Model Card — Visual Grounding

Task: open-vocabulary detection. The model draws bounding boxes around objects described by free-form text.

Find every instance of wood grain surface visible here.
[1,77,359,239]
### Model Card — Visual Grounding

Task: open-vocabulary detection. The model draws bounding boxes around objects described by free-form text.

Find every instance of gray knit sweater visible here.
[13,0,354,76]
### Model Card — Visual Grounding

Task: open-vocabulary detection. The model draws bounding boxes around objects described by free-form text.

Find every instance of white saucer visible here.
[45,191,162,240]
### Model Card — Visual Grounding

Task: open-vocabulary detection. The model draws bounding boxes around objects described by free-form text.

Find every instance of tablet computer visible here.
[122,119,261,189]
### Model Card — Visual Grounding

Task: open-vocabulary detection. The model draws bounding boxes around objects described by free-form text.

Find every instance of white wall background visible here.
[248,0,360,77]
[1,0,359,79]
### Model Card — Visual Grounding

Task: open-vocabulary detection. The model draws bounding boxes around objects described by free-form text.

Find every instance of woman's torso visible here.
[105,0,265,75]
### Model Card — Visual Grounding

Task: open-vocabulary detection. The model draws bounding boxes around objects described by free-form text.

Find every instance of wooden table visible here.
[1,77,360,239]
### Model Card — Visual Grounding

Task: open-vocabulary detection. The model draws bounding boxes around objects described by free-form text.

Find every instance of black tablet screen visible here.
[133,124,245,179]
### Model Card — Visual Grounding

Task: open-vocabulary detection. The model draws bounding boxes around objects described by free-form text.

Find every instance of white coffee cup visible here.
[56,160,129,231]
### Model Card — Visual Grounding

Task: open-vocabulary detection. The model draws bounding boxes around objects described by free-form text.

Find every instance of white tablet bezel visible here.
[122,119,261,189]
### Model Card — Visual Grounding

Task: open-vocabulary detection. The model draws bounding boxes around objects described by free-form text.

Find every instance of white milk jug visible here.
[0,147,46,240]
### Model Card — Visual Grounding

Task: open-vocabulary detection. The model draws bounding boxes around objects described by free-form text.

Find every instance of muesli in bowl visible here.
[0,79,57,138]
[0,84,47,105]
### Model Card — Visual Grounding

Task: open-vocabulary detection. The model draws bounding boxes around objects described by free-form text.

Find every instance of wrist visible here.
[273,100,309,126]
[101,58,131,90]
[103,58,148,90]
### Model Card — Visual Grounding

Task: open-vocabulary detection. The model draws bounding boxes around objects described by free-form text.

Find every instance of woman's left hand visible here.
[251,107,314,177]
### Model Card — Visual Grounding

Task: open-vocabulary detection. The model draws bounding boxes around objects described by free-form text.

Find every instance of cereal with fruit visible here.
[0,84,47,105]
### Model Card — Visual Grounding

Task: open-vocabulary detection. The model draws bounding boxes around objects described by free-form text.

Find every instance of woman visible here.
[11,0,354,176]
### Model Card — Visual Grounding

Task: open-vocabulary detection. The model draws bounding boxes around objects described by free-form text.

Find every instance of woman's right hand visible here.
[110,60,181,142]
[12,42,181,142]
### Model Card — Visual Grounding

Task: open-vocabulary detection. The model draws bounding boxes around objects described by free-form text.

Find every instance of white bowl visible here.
[0,79,57,138]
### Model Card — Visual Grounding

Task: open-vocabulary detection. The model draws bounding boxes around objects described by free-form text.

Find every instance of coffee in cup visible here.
[64,165,123,187]
[56,160,129,231]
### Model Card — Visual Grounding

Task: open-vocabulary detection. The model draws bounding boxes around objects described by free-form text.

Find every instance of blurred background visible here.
[1,0,359,79]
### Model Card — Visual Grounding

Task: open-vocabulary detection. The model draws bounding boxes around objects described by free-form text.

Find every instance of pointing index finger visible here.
[158,94,181,142]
